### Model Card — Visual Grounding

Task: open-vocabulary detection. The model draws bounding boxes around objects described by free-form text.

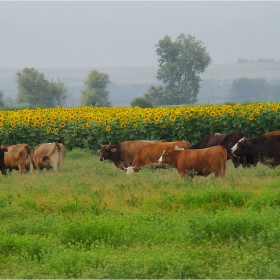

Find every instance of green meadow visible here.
[1,148,280,278]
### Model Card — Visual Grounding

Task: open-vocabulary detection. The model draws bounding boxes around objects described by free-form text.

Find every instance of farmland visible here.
[1,149,280,278]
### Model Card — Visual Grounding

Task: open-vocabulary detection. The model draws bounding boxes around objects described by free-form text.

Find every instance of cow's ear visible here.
[111,148,117,153]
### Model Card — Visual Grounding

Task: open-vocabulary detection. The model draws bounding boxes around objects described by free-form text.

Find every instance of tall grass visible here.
[1,149,280,278]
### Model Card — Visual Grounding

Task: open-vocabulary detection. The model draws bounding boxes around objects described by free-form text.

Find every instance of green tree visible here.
[16,68,68,108]
[147,33,211,105]
[228,78,272,102]
[81,70,111,106]
[130,97,153,108]
[0,90,5,108]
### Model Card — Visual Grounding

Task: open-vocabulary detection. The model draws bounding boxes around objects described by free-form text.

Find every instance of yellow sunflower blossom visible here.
[46,127,52,133]
[60,122,66,128]
[249,115,254,121]
[121,122,126,128]
[106,126,111,132]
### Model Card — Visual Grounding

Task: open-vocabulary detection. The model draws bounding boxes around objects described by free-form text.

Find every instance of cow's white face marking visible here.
[174,145,184,150]
[125,166,135,175]
[231,137,247,154]
[158,155,163,163]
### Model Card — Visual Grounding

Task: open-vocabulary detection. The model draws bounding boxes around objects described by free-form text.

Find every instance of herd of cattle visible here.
[1,131,279,178]
[0,142,65,176]
[98,131,280,178]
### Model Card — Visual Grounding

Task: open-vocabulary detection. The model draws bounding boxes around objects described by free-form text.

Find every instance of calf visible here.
[158,145,227,178]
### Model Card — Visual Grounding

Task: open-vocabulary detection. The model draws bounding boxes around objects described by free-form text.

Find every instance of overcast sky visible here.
[1,1,280,69]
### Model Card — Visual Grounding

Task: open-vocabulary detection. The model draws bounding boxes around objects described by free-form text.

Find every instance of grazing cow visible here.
[1,143,34,173]
[231,131,280,168]
[158,145,227,178]
[125,140,191,174]
[98,140,165,170]
[190,132,252,168]
[33,142,66,170]
[0,148,8,175]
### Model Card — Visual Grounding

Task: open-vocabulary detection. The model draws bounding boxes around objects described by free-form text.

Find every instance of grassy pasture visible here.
[1,149,280,278]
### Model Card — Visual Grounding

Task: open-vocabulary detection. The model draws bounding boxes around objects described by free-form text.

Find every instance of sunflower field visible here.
[0,102,280,150]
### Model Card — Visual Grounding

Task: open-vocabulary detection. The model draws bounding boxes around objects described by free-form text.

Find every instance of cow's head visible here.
[124,166,136,175]
[98,144,118,161]
[231,137,248,157]
[158,148,173,164]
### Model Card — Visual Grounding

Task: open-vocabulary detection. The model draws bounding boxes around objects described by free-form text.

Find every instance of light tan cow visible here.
[1,143,34,173]
[33,142,65,170]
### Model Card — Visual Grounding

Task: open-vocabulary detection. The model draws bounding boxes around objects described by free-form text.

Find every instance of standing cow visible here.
[98,139,165,170]
[1,143,34,173]
[190,132,252,168]
[158,145,227,178]
[33,142,65,170]
[0,148,8,175]
[231,131,280,168]
[125,140,191,174]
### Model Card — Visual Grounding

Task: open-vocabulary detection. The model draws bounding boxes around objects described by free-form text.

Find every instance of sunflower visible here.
[163,123,168,128]
[41,121,46,127]
[169,115,176,122]
[55,128,59,134]
[106,126,111,132]
[133,123,137,128]
[46,127,52,133]
[249,115,254,121]
[120,122,126,128]
[60,122,66,128]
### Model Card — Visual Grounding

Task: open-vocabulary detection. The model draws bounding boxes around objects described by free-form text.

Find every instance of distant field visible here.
[1,62,280,106]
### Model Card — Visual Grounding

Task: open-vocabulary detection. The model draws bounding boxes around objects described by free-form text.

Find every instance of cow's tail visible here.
[25,144,35,173]
[222,148,228,177]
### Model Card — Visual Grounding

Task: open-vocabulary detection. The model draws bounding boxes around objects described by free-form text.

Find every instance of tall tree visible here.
[16,68,68,108]
[81,70,111,106]
[147,33,211,105]
[228,78,272,102]
[0,90,5,108]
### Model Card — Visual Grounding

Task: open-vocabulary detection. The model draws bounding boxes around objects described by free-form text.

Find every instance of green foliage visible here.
[1,151,280,277]
[81,70,111,106]
[16,68,69,108]
[151,33,211,105]
[229,77,272,102]
[130,97,153,108]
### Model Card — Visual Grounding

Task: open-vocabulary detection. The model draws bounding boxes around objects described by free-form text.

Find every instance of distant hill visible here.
[1,62,280,107]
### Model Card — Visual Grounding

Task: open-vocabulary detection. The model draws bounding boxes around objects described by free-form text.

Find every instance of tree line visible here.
[1,33,279,109]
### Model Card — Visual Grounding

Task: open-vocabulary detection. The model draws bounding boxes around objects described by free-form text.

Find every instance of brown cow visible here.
[190,131,252,168]
[231,131,280,168]
[158,145,227,178]
[98,140,165,170]
[125,140,191,174]
[0,148,8,175]
[33,142,65,170]
[1,143,34,173]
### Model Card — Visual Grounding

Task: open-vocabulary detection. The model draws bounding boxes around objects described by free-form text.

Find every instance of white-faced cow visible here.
[125,140,191,174]
[231,131,280,168]
[1,143,34,173]
[33,142,65,170]
[190,131,253,168]
[98,140,165,170]
[158,145,227,178]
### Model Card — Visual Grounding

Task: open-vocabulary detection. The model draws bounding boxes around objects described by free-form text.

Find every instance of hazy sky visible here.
[1,1,280,68]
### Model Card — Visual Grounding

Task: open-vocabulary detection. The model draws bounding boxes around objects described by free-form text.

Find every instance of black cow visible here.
[231,131,280,168]
[0,148,8,175]
[190,132,252,168]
